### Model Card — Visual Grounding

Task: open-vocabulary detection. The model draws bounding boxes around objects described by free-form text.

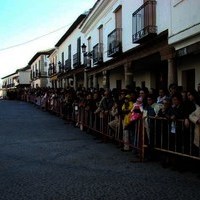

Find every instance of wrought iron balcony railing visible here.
[48,63,57,76]
[7,83,15,88]
[73,52,81,69]
[107,28,122,57]
[83,52,93,69]
[65,59,72,71]
[93,43,103,64]
[132,0,157,43]
[48,67,52,76]
[32,72,35,79]
[52,64,57,74]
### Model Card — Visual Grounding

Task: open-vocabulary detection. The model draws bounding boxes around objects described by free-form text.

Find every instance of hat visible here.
[125,94,131,99]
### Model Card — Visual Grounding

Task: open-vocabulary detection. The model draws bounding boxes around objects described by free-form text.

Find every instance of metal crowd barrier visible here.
[78,109,145,161]
[24,94,200,162]
[146,116,200,160]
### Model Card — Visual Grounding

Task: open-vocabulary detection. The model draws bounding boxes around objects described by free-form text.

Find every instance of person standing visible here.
[189,107,200,156]
[121,95,134,151]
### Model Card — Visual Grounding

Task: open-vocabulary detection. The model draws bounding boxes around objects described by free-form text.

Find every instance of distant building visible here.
[1,65,31,90]
[48,14,87,89]
[29,48,55,88]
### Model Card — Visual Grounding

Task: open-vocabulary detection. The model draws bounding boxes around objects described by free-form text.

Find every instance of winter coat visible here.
[189,107,200,147]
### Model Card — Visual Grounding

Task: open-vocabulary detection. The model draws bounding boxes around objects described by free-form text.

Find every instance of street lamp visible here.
[58,61,62,73]
[81,43,87,54]
[81,43,92,58]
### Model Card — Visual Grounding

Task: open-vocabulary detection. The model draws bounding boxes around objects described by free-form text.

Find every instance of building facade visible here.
[77,0,174,91]
[48,14,87,90]
[3,0,200,92]
[169,0,200,90]
[29,49,55,88]
[1,65,31,89]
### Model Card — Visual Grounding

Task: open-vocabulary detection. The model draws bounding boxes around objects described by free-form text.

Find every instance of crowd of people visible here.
[8,83,200,168]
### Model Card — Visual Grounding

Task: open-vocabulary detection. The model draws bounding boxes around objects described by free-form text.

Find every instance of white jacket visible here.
[189,107,200,147]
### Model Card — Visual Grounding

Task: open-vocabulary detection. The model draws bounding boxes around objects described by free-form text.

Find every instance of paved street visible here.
[0,100,200,200]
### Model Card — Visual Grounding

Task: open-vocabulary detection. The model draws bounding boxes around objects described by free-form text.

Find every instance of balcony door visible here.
[98,25,103,62]
[68,45,71,69]
[182,69,195,91]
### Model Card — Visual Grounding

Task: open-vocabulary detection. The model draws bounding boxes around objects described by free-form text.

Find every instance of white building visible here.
[169,0,200,90]
[49,14,87,89]
[77,0,174,90]
[29,48,55,88]
[30,0,200,91]
[1,65,31,89]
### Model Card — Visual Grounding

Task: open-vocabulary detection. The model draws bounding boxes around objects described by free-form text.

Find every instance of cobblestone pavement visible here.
[0,100,199,200]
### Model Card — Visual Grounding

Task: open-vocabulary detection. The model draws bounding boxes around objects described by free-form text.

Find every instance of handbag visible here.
[130,105,142,121]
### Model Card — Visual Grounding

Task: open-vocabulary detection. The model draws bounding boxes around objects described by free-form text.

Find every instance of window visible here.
[62,52,64,65]
[68,45,71,60]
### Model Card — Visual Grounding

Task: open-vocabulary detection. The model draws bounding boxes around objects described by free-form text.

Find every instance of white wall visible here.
[19,71,31,84]
[177,56,200,90]
[169,0,200,45]
[156,0,171,34]
[133,71,152,89]
[122,0,142,52]
[109,71,124,89]
[57,26,84,69]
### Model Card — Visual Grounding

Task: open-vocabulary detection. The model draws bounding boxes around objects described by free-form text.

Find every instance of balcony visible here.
[7,83,15,88]
[83,52,92,69]
[58,61,66,73]
[52,64,57,74]
[132,0,157,43]
[35,70,42,78]
[73,52,81,69]
[32,72,35,79]
[48,63,57,76]
[93,43,103,65]
[107,28,122,57]
[65,59,72,71]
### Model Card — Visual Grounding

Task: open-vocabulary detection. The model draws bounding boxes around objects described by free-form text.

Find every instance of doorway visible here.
[182,69,195,90]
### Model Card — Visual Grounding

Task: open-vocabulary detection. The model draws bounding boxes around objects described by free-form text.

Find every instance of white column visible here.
[124,62,133,87]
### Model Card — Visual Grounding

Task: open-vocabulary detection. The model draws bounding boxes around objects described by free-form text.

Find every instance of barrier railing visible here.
[24,94,200,162]
[146,116,200,160]
[78,109,145,161]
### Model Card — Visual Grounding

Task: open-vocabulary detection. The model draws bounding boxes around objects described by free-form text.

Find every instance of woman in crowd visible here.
[189,106,200,156]
[121,94,134,151]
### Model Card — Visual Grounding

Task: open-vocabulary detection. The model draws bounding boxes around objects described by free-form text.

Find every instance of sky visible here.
[0,0,96,86]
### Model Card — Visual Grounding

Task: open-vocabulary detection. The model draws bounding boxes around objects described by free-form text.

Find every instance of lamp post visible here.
[81,43,87,54]
[81,43,92,68]
[81,43,92,89]
[81,43,93,58]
